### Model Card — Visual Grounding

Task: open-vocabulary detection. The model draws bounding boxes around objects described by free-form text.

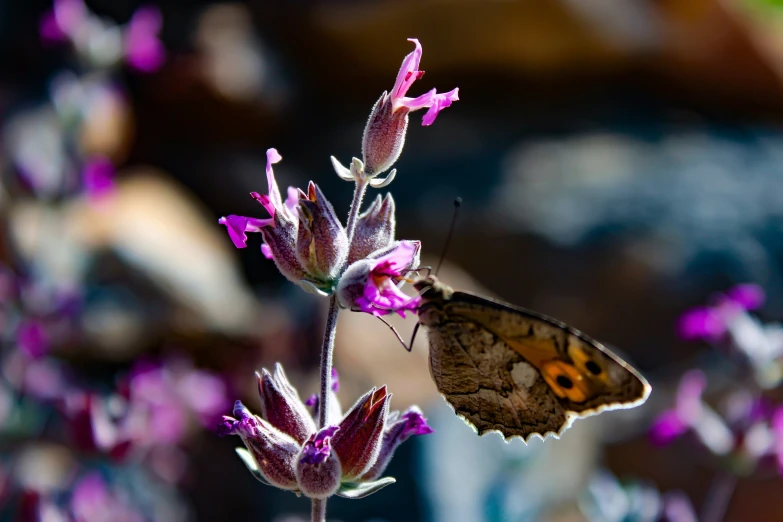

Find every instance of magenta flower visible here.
[39,0,87,44]
[82,156,116,200]
[677,283,765,341]
[677,284,783,388]
[333,38,459,182]
[220,148,348,294]
[70,473,144,522]
[387,39,459,126]
[650,370,733,454]
[124,6,165,73]
[15,319,49,360]
[219,364,432,499]
[337,240,421,317]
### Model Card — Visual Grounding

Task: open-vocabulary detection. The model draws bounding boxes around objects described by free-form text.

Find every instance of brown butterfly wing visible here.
[426,317,570,441]
[420,288,651,442]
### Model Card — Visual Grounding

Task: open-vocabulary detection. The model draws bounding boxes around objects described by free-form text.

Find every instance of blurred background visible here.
[3,0,783,520]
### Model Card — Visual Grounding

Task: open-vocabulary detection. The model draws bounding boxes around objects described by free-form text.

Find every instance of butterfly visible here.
[411,275,651,442]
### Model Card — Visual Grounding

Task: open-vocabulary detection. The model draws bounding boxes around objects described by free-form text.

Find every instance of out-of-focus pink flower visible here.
[39,0,87,44]
[82,156,116,200]
[772,408,783,475]
[124,6,165,73]
[15,320,49,359]
[126,359,229,445]
[649,370,733,455]
[677,284,783,388]
[337,240,421,317]
[677,284,765,341]
[70,473,145,522]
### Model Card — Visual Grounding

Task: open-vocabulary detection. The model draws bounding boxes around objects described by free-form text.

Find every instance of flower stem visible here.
[311,178,369,521]
[344,179,368,244]
[318,295,339,429]
[311,498,326,522]
[701,471,737,522]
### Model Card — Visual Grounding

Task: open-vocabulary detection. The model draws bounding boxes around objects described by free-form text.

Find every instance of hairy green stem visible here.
[311,498,326,522]
[312,178,369,521]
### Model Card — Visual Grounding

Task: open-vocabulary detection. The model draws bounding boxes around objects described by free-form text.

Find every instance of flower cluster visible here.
[651,283,783,489]
[678,284,783,388]
[219,365,432,499]
[219,39,454,311]
[40,0,165,72]
[650,370,783,476]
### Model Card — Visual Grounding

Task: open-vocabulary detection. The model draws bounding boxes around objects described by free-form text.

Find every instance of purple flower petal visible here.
[331,367,339,393]
[125,6,165,73]
[677,307,727,341]
[16,320,49,359]
[265,148,284,210]
[369,239,418,275]
[649,410,687,446]
[300,425,339,465]
[82,156,116,200]
[725,284,765,311]
[361,406,433,481]
[218,215,273,248]
[40,11,67,43]
[421,88,459,126]
[676,370,707,419]
[390,38,424,100]
[53,0,86,37]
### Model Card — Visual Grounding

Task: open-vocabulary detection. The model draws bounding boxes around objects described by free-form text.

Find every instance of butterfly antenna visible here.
[435,197,462,276]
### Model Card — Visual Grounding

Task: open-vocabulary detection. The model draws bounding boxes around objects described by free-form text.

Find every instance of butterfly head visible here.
[413,275,453,307]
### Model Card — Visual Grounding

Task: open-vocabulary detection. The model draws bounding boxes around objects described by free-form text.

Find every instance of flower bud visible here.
[295,182,348,290]
[295,426,342,499]
[362,92,408,177]
[257,365,316,444]
[220,401,300,490]
[332,386,389,480]
[349,194,395,264]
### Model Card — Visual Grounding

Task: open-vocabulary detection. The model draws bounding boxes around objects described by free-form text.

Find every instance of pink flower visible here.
[677,284,765,341]
[356,38,460,178]
[650,370,708,447]
[82,156,116,200]
[389,39,459,126]
[337,240,421,317]
[39,0,87,44]
[124,6,165,73]
[220,149,348,294]
[220,364,432,499]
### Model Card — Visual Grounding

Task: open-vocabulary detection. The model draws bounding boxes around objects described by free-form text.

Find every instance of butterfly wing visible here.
[420,289,651,441]
[426,317,571,441]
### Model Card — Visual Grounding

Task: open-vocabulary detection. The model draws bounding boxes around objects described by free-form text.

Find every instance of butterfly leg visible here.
[374,315,413,352]
[408,265,432,278]
[351,308,412,352]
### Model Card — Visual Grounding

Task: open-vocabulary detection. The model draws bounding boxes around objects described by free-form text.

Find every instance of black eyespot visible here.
[556,375,573,389]
[585,360,602,375]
